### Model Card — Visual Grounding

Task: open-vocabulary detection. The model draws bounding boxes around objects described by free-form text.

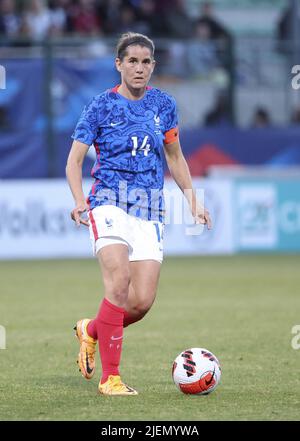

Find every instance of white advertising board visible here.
[163,178,234,255]
[0,179,91,259]
[235,183,278,249]
[0,178,234,259]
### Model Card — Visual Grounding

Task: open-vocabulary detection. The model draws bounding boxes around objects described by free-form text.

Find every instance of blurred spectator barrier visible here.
[0,96,300,179]
[1,120,300,178]
[181,127,300,176]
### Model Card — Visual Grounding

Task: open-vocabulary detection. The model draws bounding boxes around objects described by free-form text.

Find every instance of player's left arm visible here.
[164,137,212,229]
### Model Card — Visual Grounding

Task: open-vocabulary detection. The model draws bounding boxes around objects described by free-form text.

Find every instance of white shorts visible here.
[88,205,164,263]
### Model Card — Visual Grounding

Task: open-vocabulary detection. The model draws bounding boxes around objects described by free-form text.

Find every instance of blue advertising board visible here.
[234,178,300,252]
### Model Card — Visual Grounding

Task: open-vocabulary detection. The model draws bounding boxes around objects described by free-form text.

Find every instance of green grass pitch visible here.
[0,255,299,421]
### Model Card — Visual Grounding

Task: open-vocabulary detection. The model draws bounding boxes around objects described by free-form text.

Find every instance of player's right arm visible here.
[66,140,90,227]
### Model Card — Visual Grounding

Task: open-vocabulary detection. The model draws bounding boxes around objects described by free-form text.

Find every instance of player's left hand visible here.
[193,207,212,230]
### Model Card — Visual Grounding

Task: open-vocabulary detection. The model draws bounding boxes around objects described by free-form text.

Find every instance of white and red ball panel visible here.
[172,347,221,395]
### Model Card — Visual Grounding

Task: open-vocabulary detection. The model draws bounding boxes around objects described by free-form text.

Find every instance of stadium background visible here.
[0,0,300,422]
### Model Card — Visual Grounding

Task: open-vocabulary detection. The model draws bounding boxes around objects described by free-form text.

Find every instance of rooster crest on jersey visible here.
[172,347,221,395]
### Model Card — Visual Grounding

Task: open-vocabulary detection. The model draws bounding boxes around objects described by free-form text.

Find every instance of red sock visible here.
[123,310,145,328]
[88,310,145,334]
[97,298,125,384]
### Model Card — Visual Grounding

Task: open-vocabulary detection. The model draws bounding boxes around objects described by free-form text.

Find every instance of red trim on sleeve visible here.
[164,126,179,144]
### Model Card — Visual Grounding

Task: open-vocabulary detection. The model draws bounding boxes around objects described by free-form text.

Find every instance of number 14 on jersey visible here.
[131,135,150,156]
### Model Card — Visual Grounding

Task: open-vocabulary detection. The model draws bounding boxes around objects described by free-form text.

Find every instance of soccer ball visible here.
[172,347,221,395]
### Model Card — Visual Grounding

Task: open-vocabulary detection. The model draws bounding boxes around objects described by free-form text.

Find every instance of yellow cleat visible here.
[98,375,138,396]
[74,319,97,380]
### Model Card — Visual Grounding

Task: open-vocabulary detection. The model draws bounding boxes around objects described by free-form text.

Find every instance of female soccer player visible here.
[66,32,211,396]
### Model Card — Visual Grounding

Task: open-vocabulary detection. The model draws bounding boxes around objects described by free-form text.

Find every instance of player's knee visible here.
[131,299,153,317]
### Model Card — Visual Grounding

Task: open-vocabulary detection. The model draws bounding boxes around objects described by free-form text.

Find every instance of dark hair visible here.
[116,32,155,60]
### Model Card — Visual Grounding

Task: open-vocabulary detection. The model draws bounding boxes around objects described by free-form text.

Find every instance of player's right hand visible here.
[71,202,90,227]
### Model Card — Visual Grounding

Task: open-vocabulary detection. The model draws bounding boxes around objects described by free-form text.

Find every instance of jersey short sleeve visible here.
[71,96,99,146]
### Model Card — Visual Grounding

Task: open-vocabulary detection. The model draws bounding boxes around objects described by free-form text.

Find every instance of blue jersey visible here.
[72,85,178,221]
